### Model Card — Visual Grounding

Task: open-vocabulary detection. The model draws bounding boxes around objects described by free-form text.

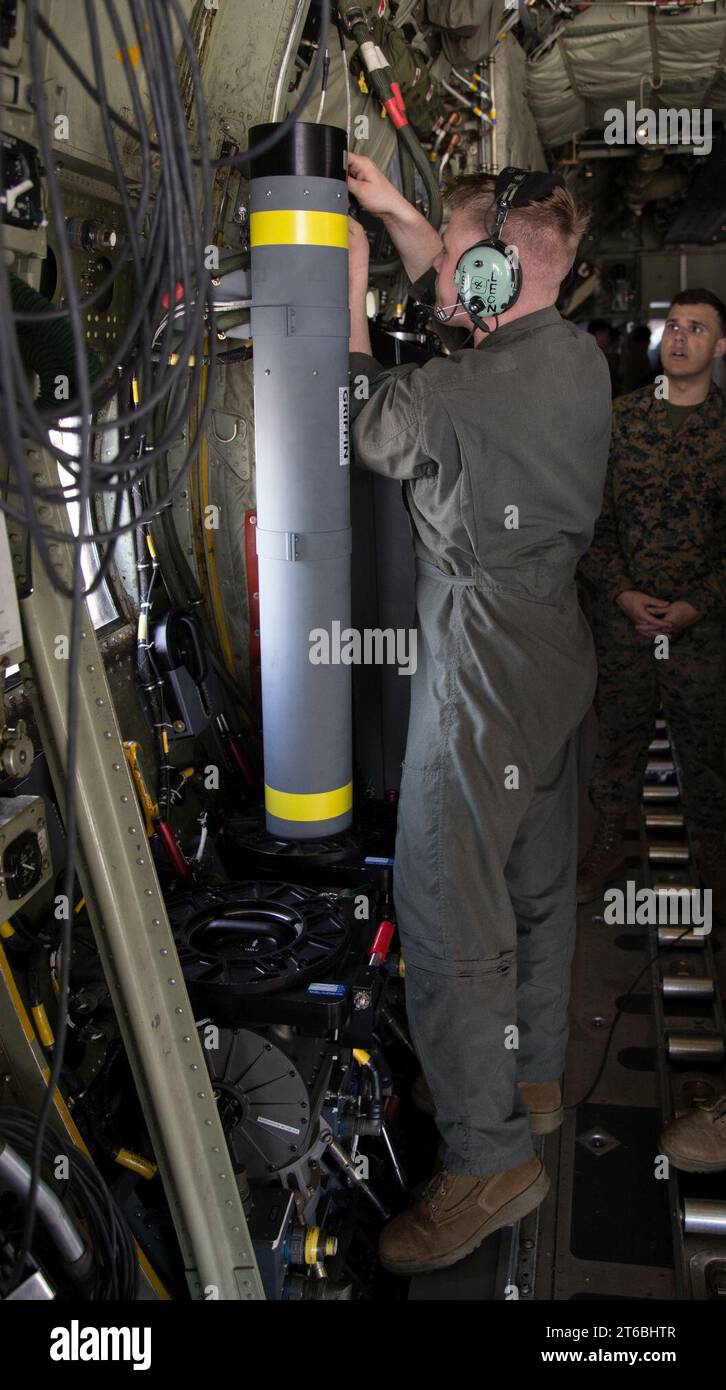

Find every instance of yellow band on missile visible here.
[264,780,352,822]
[250,209,348,250]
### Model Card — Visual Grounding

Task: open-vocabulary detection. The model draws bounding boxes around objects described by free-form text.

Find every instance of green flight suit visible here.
[351,306,611,1173]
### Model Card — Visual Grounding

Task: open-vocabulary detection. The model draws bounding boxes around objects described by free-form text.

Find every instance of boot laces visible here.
[421,1172,451,1211]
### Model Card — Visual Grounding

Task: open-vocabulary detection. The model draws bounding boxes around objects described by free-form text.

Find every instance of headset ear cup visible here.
[455,240,521,318]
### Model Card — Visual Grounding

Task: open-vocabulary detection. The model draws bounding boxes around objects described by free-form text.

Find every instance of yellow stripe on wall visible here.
[0,945,35,1043]
[250,210,348,249]
[265,781,352,822]
[41,1067,92,1158]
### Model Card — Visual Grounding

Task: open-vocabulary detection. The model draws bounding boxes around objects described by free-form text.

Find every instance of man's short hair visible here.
[443,172,590,276]
[669,288,726,336]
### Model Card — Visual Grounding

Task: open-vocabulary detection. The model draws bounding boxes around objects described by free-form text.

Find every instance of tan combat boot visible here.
[518,1082,564,1134]
[692,831,726,927]
[660,1096,726,1172]
[411,1075,563,1134]
[378,1157,549,1275]
[576,810,628,903]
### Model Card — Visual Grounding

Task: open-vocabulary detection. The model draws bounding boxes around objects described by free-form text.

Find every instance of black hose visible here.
[147,400,261,737]
[399,122,443,232]
[368,140,417,282]
[10,272,103,408]
[343,9,442,282]
[149,402,204,612]
[0,1106,137,1300]
[366,1056,383,1132]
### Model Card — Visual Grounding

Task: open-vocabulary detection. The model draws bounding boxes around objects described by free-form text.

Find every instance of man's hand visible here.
[653,599,702,637]
[616,589,671,637]
[348,215,371,355]
[617,590,702,640]
[347,151,442,283]
[348,214,370,296]
[348,152,405,220]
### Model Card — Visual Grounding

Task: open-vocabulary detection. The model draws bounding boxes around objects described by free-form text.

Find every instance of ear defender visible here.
[454,242,521,319]
[451,166,565,331]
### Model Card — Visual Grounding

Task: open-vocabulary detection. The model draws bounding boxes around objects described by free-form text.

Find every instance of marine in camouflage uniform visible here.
[578,381,726,843]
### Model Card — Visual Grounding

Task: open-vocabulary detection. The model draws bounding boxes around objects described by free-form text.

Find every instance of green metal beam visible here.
[10,440,264,1301]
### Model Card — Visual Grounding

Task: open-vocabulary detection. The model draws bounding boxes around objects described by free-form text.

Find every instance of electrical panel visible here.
[0,795,52,915]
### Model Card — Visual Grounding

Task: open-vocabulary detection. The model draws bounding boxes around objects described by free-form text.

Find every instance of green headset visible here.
[437,165,566,333]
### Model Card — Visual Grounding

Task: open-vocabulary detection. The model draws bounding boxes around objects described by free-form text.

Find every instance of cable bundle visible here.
[1,0,217,588]
[0,1106,137,1300]
[0,0,330,1297]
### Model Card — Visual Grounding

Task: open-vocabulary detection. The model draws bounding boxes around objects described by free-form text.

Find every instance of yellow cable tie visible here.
[115,1148,158,1180]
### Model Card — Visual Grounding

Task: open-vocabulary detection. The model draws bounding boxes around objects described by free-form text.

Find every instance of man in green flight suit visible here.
[577,290,726,923]
[347,152,612,1275]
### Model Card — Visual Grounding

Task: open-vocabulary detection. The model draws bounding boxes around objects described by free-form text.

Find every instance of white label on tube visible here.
[339,386,350,466]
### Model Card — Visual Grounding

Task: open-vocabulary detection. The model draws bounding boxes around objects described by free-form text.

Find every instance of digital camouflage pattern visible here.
[579,384,726,612]
[579,383,726,831]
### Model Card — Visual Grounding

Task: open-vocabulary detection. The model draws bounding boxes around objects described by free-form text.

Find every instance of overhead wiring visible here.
[32,0,332,172]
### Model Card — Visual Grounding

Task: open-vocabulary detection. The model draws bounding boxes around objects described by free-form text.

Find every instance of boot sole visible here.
[379,1165,550,1276]
[529,1107,564,1135]
[660,1144,726,1174]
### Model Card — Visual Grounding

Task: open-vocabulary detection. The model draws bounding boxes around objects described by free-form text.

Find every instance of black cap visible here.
[249,122,347,182]
[495,166,565,206]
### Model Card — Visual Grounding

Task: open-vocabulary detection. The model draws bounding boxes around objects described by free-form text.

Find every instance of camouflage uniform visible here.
[579,384,726,832]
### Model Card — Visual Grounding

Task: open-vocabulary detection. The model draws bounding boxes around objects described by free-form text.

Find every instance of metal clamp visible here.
[255,527,352,562]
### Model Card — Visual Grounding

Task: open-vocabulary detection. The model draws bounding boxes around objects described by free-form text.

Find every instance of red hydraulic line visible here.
[157,820,194,887]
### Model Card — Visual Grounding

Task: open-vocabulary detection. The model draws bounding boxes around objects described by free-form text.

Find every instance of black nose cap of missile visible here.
[249,121,347,182]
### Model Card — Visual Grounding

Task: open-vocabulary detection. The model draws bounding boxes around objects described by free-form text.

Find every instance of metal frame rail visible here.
[3,440,265,1301]
[641,714,726,1300]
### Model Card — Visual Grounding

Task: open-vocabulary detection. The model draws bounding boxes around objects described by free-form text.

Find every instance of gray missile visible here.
[250,122,352,840]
